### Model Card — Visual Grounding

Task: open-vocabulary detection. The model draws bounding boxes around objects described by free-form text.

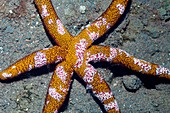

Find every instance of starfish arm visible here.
[75,63,120,113]
[76,0,129,47]
[34,0,73,46]
[0,46,66,80]
[86,46,170,80]
[42,62,73,113]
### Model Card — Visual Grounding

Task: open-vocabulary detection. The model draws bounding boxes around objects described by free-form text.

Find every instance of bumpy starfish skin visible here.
[85,46,170,79]
[0,46,66,80]
[0,0,169,113]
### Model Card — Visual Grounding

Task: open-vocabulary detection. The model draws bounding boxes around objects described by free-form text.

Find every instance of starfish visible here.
[0,0,170,112]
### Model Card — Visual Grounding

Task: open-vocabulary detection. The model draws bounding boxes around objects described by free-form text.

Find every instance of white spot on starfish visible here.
[12,66,16,69]
[28,64,32,71]
[83,64,96,83]
[60,85,67,93]
[86,84,93,90]
[75,39,88,68]
[56,19,65,35]
[48,87,62,101]
[48,19,53,24]
[34,52,47,68]
[55,66,67,83]
[41,5,50,18]
[55,56,63,63]
[156,66,170,75]
[46,100,50,105]
[54,110,58,113]
[87,29,99,41]
[94,17,107,28]
[2,73,12,78]
[18,71,21,75]
[95,92,113,102]
[107,48,117,61]
[116,4,125,15]
[106,23,111,29]
[134,58,152,72]
[86,52,107,63]
[104,100,119,111]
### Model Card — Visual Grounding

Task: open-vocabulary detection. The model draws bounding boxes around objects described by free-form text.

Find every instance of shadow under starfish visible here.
[0,0,170,113]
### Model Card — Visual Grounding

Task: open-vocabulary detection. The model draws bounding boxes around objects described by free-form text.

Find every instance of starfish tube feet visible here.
[0,46,65,80]
[86,46,170,80]
[42,62,73,113]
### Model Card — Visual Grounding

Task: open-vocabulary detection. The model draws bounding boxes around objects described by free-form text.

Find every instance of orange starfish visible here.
[0,0,169,113]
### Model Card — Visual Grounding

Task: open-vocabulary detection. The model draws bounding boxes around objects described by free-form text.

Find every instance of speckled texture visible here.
[0,0,169,113]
